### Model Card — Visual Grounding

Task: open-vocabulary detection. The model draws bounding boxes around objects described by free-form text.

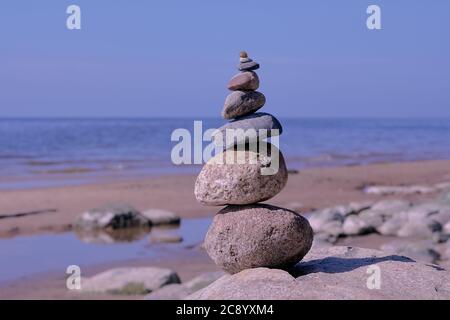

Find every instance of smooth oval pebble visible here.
[213,112,282,149]
[194,145,288,206]
[227,72,259,91]
[221,90,265,119]
[204,204,313,274]
[238,61,260,71]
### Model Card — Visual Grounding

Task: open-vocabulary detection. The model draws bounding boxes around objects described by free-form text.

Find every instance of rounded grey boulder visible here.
[238,61,260,71]
[227,72,260,91]
[222,91,265,120]
[194,146,288,206]
[204,204,313,274]
[213,112,282,149]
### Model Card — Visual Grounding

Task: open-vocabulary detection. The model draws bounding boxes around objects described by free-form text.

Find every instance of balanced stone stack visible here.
[194,52,314,274]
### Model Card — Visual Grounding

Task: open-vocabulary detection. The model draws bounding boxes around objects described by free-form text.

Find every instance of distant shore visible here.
[1,159,450,239]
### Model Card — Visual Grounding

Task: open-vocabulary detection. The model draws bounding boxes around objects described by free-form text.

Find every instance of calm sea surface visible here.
[1,118,450,189]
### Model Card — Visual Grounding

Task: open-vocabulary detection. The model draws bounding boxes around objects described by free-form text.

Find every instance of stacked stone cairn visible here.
[194,52,314,274]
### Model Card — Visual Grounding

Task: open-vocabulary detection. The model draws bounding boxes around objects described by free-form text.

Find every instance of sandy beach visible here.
[1,159,450,299]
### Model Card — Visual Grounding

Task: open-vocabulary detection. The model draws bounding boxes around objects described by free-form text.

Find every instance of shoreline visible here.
[1,158,450,239]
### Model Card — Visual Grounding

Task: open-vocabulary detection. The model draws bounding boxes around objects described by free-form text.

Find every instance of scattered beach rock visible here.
[358,210,384,229]
[204,204,313,274]
[238,61,260,71]
[187,246,450,300]
[187,268,296,300]
[227,71,259,91]
[444,222,450,235]
[432,232,450,244]
[194,147,288,206]
[430,210,450,225]
[342,215,372,235]
[397,218,442,238]
[141,209,180,226]
[212,112,282,148]
[75,203,150,230]
[364,185,435,195]
[144,284,191,300]
[183,271,226,292]
[82,267,180,294]
[370,199,411,217]
[438,189,450,205]
[222,91,266,120]
[308,207,345,234]
[376,214,408,236]
[314,232,339,244]
[149,232,183,244]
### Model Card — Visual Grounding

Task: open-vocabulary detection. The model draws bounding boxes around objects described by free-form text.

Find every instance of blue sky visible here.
[0,0,449,118]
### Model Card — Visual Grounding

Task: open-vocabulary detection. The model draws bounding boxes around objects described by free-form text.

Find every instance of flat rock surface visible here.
[187,246,450,300]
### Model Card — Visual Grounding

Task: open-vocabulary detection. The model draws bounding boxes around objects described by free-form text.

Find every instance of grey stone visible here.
[194,146,288,206]
[397,218,442,238]
[342,215,372,235]
[319,220,344,237]
[406,202,442,220]
[240,57,252,63]
[144,284,191,300]
[346,201,374,215]
[222,91,266,120]
[443,221,450,235]
[204,204,313,274]
[187,246,450,300]
[75,228,149,244]
[82,267,180,294]
[212,112,282,149]
[443,243,450,260]
[358,210,385,229]
[430,209,450,225]
[376,213,409,236]
[313,232,338,244]
[227,72,260,91]
[380,240,440,264]
[149,232,183,244]
[364,185,435,195]
[238,61,260,71]
[141,209,180,226]
[308,207,345,234]
[75,203,150,230]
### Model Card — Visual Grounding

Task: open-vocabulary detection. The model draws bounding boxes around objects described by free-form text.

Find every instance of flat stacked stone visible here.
[194,52,313,274]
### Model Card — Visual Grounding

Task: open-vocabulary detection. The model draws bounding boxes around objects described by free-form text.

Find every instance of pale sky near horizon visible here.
[1,0,449,118]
